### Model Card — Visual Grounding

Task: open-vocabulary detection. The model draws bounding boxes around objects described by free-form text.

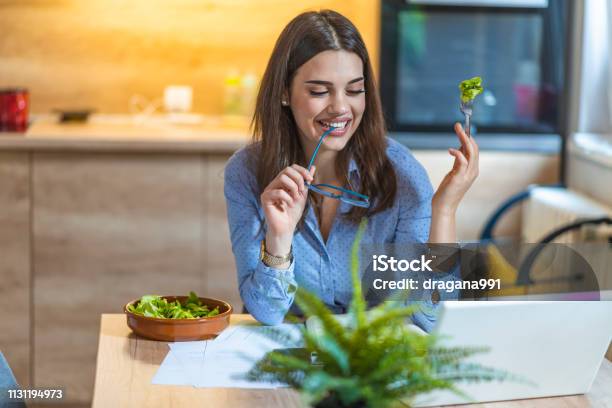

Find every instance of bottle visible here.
[223,69,242,116]
[240,71,258,117]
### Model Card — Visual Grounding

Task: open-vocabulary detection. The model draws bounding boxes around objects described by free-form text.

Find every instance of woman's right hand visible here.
[260,164,315,256]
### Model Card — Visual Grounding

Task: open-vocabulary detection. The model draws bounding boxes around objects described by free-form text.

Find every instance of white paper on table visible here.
[196,323,304,389]
[152,348,193,386]
[168,340,207,353]
[194,350,283,389]
[206,324,303,353]
[166,340,209,386]
[151,324,304,389]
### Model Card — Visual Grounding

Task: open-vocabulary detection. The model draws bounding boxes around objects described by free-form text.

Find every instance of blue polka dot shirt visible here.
[224,137,448,331]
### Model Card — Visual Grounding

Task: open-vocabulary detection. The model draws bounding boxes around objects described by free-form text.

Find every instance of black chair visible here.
[479,183,565,243]
[516,216,612,286]
[478,184,610,296]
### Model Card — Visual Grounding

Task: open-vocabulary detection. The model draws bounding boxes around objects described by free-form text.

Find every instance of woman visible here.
[224,10,478,330]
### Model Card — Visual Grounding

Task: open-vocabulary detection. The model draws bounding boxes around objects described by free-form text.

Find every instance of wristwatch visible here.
[260,239,293,267]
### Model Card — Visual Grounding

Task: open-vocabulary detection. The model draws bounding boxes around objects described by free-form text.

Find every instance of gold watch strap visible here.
[260,239,292,266]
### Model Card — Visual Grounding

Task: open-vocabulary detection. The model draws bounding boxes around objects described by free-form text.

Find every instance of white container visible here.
[164,85,193,113]
[567,132,612,207]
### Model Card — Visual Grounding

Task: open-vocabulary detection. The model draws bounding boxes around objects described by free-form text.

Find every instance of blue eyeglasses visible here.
[305,128,370,208]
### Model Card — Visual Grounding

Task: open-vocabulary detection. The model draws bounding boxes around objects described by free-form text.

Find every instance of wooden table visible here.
[92,314,612,408]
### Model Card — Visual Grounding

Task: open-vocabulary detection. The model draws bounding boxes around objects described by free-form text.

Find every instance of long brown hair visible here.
[251,9,397,225]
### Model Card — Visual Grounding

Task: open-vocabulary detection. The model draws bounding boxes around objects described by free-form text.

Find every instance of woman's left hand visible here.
[432,122,479,216]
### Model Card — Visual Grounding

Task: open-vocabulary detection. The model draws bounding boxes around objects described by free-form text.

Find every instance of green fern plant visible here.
[248,219,518,408]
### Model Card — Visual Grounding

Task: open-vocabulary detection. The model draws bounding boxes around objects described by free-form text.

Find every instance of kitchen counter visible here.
[0,114,251,153]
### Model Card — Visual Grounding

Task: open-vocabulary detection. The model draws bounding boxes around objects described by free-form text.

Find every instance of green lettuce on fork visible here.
[127,291,220,319]
[459,76,484,103]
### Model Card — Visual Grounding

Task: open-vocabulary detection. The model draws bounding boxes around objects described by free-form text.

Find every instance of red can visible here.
[0,88,29,133]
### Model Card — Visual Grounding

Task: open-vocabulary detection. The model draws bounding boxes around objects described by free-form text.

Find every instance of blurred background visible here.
[0,0,377,115]
[0,0,610,407]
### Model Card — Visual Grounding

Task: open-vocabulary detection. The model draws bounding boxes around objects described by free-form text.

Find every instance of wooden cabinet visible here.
[202,155,242,312]
[0,152,31,389]
[27,152,240,406]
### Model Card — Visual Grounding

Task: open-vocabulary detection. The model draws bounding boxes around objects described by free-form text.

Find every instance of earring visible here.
[281,100,289,106]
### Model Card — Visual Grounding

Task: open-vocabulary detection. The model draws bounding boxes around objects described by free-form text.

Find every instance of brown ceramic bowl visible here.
[124,296,232,341]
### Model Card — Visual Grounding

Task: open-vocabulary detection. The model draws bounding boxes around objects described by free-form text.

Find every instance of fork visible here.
[459,99,473,138]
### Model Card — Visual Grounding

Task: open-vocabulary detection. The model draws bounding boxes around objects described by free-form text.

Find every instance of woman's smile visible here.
[316,116,353,136]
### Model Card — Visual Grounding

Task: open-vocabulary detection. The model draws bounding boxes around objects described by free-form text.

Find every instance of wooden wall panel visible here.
[0,1,379,116]
[0,152,31,388]
[32,152,204,405]
[202,155,242,312]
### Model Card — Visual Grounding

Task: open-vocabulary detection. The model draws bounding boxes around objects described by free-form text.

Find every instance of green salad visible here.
[127,291,220,319]
[459,76,484,103]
